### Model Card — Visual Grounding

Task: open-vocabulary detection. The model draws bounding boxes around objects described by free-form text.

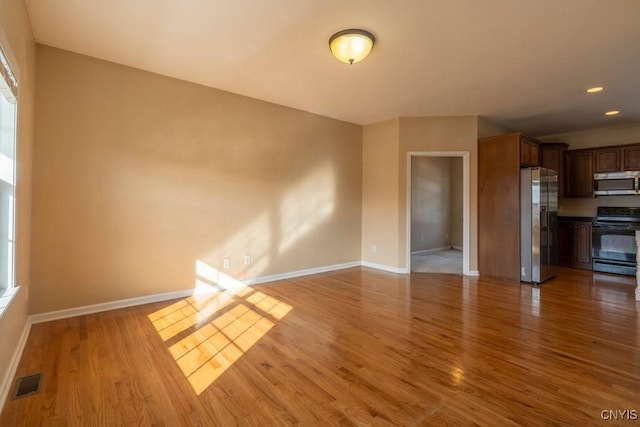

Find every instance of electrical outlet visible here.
[372,244,377,253]
[223,258,230,269]
[244,255,251,265]
[521,267,526,276]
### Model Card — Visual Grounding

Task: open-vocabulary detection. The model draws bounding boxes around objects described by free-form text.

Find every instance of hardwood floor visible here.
[2,267,639,425]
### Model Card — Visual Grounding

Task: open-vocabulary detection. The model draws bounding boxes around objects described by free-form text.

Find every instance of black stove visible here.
[592,207,640,275]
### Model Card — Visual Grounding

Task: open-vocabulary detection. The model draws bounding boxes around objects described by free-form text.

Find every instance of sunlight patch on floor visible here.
[148,260,292,394]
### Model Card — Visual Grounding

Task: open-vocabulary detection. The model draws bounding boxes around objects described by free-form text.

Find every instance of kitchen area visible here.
[478,130,640,301]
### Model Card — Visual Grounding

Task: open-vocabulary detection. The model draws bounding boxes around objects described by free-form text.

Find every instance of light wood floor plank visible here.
[2,267,639,425]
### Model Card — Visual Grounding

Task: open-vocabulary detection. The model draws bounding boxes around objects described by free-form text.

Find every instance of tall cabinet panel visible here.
[479,132,542,281]
[540,143,569,198]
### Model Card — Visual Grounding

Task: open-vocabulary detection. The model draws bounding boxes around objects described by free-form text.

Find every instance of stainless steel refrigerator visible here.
[520,167,558,284]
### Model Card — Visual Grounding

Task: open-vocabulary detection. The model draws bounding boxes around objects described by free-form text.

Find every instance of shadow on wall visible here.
[30,47,363,314]
[197,161,337,281]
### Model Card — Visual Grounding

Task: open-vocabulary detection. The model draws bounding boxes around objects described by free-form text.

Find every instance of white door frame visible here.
[406,151,472,275]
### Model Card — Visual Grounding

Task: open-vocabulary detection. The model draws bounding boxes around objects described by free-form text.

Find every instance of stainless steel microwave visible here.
[593,171,640,196]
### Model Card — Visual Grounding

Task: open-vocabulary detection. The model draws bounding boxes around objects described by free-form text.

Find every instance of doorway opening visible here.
[407,152,471,275]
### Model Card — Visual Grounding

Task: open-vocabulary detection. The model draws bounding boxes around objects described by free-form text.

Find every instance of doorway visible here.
[407,152,471,275]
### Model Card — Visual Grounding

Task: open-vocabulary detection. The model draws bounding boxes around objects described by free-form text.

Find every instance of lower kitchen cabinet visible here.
[558,220,592,270]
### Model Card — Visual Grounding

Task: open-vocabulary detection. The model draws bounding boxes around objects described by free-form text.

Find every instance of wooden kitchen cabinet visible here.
[540,143,569,198]
[557,220,592,270]
[478,132,543,281]
[623,145,640,170]
[557,221,572,266]
[565,149,594,198]
[592,143,640,172]
[520,135,540,167]
[593,148,622,173]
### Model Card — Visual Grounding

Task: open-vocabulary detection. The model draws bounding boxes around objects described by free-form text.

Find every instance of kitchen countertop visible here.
[558,216,595,222]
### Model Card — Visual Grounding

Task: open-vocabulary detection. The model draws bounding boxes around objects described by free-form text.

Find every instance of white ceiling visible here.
[24,0,640,136]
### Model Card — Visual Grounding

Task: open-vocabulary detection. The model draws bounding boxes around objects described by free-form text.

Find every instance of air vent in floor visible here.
[11,372,43,400]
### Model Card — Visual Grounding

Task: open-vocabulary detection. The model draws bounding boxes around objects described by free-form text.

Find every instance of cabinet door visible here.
[565,150,594,197]
[623,145,640,171]
[520,137,531,166]
[557,221,572,266]
[573,222,592,269]
[541,144,568,198]
[594,148,622,172]
[530,142,540,167]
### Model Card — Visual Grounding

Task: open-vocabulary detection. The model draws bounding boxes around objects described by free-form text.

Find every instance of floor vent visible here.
[11,372,44,400]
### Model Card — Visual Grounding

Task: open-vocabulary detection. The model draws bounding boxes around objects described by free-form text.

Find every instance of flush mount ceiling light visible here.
[329,29,375,65]
[605,110,620,116]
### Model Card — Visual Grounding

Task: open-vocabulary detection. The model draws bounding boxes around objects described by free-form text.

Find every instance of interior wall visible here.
[478,116,512,138]
[410,157,451,252]
[540,123,640,216]
[361,119,400,268]
[31,45,363,314]
[399,116,478,271]
[450,157,464,248]
[0,0,35,405]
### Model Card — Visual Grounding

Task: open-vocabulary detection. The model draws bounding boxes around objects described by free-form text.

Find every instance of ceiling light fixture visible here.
[329,29,375,65]
[605,110,620,116]
[586,86,604,93]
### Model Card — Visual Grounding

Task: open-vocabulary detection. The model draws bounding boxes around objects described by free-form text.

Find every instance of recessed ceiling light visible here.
[586,86,604,93]
[605,110,620,116]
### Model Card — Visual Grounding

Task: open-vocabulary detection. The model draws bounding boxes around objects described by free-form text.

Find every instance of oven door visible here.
[592,223,638,275]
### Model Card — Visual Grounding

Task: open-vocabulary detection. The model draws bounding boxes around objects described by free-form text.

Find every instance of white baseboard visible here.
[30,261,363,324]
[28,258,444,327]
[29,288,197,324]
[361,261,410,274]
[246,261,361,285]
[0,317,31,411]
[465,270,480,277]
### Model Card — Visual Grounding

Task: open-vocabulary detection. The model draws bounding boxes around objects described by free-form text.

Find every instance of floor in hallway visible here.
[411,248,463,274]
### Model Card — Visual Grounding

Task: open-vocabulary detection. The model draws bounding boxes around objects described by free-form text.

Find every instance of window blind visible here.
[0,46,17,103]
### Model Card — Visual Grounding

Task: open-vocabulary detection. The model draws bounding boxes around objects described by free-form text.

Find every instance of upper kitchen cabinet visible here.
[540,143,569,198]
[593,143,640,173]
[623,145,640,170]
[593,147,622,173]
[520,135,540,167]
[565,149,593,198]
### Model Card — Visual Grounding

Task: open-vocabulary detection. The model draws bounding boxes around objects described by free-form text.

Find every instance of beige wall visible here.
[362,116,477,271]
[541,123,640,217]
[361,119,400,267]
[0,0,35,402]
[540,123,640,149]
[450,157,463,248]
[478,116,511,138]
[399,116,478,270]
[31,46,362,314]
[410,157,451,252]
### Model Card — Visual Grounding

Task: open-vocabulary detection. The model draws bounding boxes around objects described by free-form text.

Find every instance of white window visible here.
[0,45,17,296]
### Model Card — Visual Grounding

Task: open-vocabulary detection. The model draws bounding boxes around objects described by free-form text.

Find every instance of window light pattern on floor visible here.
[148,260,292,395]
